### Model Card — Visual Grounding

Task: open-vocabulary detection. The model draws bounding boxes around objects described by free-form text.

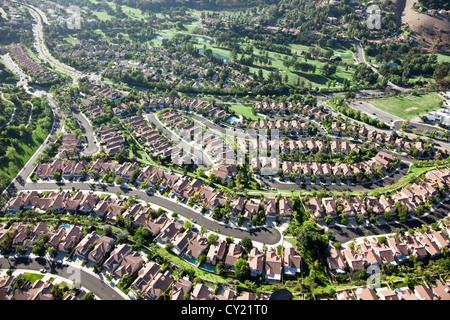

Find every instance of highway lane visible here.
[17,182,283,246]
[0,256,124,300]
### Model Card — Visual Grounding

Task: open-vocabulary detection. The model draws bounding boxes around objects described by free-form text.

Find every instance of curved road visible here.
[0,255,124,300]
[16,182,283,246]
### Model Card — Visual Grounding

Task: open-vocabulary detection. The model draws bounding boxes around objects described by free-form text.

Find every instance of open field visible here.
[228,104,260,120]
[368,92,444,120]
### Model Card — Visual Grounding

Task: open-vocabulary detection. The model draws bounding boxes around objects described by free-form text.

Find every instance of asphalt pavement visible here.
[0,255,124,300]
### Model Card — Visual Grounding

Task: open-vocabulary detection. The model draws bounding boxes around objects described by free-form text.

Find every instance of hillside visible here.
[395,0,450,52]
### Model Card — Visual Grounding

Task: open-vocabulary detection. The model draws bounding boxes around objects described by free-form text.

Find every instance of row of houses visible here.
[0,221,83,254]
[4,190,147,224]
[126,115,190,166]
[328,225,450,275]
[57,134,82,158]
[252,150,397,179]
[34,158,139,183]
[335,281,450,300]
[307,168,450,221]
[252,102,330,121]
[307,176,442,221]
[331,121,438,157]
[279,138,360,155]
[249,118,311,135]
[228,196,294,221]
[154,218,301,282]
[159,110,233,162]
[97,125,125,156]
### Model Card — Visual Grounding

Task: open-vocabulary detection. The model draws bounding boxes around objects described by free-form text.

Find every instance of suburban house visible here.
[264,250,282,282]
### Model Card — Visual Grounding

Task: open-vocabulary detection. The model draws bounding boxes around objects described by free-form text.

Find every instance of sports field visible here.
[368,93,444,120]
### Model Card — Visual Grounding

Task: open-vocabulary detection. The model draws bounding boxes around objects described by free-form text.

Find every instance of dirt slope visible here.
[394,0,450,52]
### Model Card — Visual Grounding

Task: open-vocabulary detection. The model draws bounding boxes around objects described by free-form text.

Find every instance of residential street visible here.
[0,256,125,300]
[16,182,283,246]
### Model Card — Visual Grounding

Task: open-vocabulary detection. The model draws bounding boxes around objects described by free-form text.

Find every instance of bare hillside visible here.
[395,0,450,52]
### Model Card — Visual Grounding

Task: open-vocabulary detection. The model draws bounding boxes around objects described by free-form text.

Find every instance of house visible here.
[322,197,337,217]
[87,236,115,266]
[327,247,346,274]
[376,288,399,300]
[308,197,324,219]
[387,237,410,264]
[14,279,54,300]
[171,277,193,300]
[265,250,282,282]
[395,287,419,300]
[146,215,169,237]
[336,290,356,300]
[429,230,450,249]
[404,235,428,260]
[355,287,378,300]
[224,243,243,271]
[279,197,294,220]
[144,270,174,300]
[114,251,144,278]
[206,239,227,266]
[131,261,161,293]
[74,231,100,260]
[103,243,133,274]
[370,240,396,265]
[430,280,450,300]
[283,247,302,277]
[183,234,209,261]
[247,247,264,277]
[262,196,277,219]
[417,234,440,258]
[230,197,245,217]
[214,286,235,300]
[171,229,197,256]
[366,197,384,216]
[155,220,183,245]
[243,199,259,220]
[414,285,438,300]
[190,283,212,300]
[342,247,365,271]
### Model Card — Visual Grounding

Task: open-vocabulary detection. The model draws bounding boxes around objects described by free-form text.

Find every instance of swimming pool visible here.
[59,225,70,230]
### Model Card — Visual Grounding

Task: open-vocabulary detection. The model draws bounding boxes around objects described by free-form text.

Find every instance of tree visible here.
[234,258,249,282]
[240,237,253,252]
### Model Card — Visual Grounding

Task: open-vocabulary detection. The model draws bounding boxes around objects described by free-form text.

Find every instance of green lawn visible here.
[228,104,261,120]
[368,93,444,120]
[437,53,450,64]
[22,272,45,283]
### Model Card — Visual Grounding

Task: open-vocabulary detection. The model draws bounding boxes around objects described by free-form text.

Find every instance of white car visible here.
[39,269,47,273]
